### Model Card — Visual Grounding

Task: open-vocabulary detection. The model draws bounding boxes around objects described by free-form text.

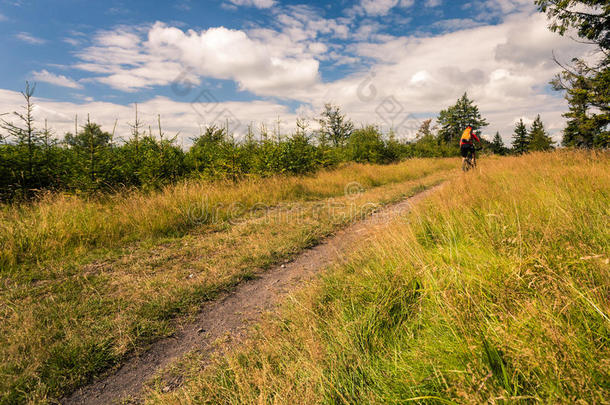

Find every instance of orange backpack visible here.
[461,127,472,142]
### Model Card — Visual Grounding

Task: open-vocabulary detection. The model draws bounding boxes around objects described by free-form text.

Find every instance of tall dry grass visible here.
[0,159,454,278]
[149,150,609,404]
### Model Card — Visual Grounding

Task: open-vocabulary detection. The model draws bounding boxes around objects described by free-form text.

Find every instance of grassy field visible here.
[145,151,610,404]
[0,158,455,403]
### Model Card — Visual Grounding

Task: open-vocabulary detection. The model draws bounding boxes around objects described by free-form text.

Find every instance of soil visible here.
[62,185,440,405]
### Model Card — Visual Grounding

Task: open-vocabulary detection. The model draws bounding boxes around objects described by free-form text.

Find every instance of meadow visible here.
[0,158,455,403]
[144,151,610,404]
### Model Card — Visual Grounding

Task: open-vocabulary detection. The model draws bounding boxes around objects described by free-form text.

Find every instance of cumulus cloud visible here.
[292,10,596,143]
[15,32,46,45]
[75,23,320,96]
[31,70,83,89]
[2,2,597,146]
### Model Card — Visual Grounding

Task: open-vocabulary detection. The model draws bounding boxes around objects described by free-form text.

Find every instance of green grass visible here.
[0,158,455,404]
[147,150,609,404]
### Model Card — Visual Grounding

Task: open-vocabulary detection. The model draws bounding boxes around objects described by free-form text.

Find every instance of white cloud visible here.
[15,32,46,45]
[360,0,399,16]
[289,11,596,144]
[31,70,83,89]
[0,88,298,145]
[75,23,321,96]
[353,0,414,16]
[4,3,596,147]
[0,13,8,21]
[225,0,275,9]
[425,0,442,7]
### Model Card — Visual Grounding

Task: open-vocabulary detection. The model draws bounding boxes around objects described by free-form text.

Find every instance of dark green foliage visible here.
[558,65,608,148]
[511,119,529,155]
[345,126,388,164]
[0,82,45,197]
[491,132,508,155]
[536,0,609,148]
[528,115,555,151]
[437,93,488,144]
[64,120,114,189]
[403,119,457,158]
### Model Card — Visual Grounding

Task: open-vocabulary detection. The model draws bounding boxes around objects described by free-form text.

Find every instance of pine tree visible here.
[491,131,507,155]
[0,82,43,192]
[437,93,488,144]
[511,119,529,154]
[528,115,554,151]
[64,119,112,188]
[536,0,609,148]
[318,103,354,147]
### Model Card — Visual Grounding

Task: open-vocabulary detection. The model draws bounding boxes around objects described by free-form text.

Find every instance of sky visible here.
[0,0,597,145]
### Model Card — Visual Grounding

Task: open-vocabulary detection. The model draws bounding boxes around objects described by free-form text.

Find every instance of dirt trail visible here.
[63,184,441,405]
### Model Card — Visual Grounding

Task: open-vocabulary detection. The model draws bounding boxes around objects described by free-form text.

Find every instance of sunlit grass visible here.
[0,159,454,278]
[0,158,455,404]
[148,150,609,404]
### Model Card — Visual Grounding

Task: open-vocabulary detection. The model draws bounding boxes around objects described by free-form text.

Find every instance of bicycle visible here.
[462,146,481,172]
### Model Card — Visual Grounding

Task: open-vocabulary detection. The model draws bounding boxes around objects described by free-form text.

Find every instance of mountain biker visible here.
[460,125,480,166]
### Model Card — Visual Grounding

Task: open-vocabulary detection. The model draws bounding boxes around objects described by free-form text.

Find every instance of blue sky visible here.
[0,0,594,144]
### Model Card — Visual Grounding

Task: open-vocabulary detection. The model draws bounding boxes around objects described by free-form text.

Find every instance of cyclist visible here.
[460,125,480,166]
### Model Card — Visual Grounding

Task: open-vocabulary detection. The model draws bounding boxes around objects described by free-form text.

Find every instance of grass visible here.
[0,158,455,404]
[0,159,454,281]
[145,150,609,404]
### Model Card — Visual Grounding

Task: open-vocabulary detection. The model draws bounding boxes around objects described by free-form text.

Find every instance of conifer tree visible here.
[511,119,529,154]
[490,131,507,155]
[528,115,554,151]
[437,93,488,144]
[536,0,609,147]
[318,103,354,147]
[0,82,42,192]
[64,119,112,187]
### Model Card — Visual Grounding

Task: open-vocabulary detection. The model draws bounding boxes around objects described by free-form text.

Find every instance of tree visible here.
[536,0,609,148]
[345,125,387,164]
[186,125,227,176]
[0,82,42,190]
[64,119,113,188]
[318,103,354,147]
[535,0,609,50]
[511,119,529,154]
[560,71,599,147]
[437,93,488,144]
[490,131,508,155]
[528,115,555,151]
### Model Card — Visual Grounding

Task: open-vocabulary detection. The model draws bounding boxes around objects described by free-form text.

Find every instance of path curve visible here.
[63,184,441,405]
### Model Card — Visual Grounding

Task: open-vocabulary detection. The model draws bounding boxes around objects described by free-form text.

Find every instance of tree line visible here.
[0,87,559,201]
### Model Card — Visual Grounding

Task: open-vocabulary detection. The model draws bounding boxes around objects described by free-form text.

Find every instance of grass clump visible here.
[149,150,609,404]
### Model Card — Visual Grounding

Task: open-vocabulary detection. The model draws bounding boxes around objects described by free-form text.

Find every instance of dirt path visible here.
[63,184,441,405]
